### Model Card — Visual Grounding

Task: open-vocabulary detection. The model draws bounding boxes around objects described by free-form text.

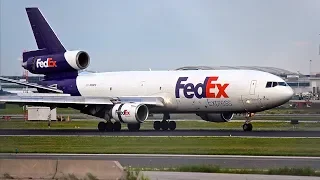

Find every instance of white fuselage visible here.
[75,69,294,113]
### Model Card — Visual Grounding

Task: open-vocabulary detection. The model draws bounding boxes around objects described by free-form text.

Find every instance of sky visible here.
[0,0,320,76]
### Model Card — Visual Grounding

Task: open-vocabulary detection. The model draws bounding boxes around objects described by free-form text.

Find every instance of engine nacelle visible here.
[197,112,234,122]
[111,103,149,123]
[22,50,90,74]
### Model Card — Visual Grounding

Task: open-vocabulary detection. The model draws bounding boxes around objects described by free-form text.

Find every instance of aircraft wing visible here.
[0,76,63,93]
[0,76,165,107]
[0,93,165,107]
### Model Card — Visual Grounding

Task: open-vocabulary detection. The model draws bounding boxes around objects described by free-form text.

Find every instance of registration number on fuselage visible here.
[206,99,233,107]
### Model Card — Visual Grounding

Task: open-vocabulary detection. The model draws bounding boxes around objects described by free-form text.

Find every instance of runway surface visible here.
[1,153,320,169]
[0,129,320,137]
[141,171,320,180]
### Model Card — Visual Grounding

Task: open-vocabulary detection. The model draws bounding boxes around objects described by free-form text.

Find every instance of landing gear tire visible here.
[98,121,106,132]
[243,123,253,131]
[105,121,114,132]
[153,121,161,131]
[242,112,254,132]
[161,120,169,131]
[153,120,176,131]
[97,121,122,132]
[168,121,176,131]
[113,122,122,131]
[127,123,140,131]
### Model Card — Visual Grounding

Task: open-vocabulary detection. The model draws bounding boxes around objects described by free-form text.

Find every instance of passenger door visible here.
[249,80,257,95]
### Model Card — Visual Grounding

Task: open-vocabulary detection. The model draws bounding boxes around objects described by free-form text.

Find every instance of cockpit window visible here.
[266,82,272,88]
[278,82,287,86]
[266,81,287,88]
[272,82,278,87]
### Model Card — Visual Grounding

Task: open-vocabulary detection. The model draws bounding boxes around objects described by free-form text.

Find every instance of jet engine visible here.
[63,50,90,70]
[197,112,234,122]
[111,103,149,123]
[22,50,90,74]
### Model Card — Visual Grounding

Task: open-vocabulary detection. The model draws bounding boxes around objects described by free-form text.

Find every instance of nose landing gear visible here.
[243,112,254,131]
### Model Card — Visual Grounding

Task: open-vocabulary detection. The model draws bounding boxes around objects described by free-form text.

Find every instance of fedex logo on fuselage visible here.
[36,58,57,68]
[175,76,229,99]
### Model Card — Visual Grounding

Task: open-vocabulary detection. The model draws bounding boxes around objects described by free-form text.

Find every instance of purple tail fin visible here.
[23,7,66,62]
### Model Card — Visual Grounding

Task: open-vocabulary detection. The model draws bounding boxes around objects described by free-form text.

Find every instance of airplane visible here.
[0,7,294,132]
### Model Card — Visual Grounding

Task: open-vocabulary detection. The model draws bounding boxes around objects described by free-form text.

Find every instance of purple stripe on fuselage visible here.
[39,77,81,96]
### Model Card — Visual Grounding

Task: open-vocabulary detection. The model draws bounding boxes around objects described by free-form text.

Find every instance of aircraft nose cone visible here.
[284,87,294,100]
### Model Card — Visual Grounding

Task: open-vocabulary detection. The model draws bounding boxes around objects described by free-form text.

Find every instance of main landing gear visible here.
[98,121,121,132]
[242,112,254,131]
[98,121,141,132]
[97,113,177,132]
[97,114,141,132]
[153,113,176,131]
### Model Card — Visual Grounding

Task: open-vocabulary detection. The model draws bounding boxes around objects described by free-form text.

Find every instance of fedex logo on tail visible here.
[175,76,229,99]
[36,58,57,68]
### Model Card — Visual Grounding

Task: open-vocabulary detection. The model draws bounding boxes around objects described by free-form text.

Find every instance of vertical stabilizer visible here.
[21,7,86,80]
[25,7,66,58]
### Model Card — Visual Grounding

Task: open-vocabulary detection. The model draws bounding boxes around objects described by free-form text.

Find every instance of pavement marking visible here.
[0,135,319,138]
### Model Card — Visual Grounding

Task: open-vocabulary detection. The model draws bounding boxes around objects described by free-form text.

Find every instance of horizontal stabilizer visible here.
[0,76,63,93]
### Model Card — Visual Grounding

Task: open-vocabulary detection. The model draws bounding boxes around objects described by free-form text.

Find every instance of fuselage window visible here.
[266,82,272,88]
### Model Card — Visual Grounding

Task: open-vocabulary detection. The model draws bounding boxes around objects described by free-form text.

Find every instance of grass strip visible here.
[0,136,319,156]
[127,165,320,177]
[1,120,320,130]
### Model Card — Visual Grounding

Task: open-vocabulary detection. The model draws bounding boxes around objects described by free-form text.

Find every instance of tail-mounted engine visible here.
[22,50,90,74]
[111,103,149,123]
[197,112,234,122]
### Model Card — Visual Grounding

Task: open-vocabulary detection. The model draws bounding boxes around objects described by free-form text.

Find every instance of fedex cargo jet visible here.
[0,7,294,132]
